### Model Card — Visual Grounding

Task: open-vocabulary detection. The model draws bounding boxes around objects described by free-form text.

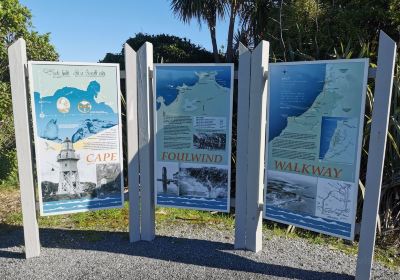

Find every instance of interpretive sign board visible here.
[28,62,124,215]
[153,64,234,212]
[264,59,369,239]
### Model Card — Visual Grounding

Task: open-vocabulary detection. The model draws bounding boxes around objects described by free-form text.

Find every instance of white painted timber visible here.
[137,42,155,241]
[124,44,140,242]
[355,31,397,280]
[234,43,251,249]
[8,38,41,258]
[246,41,270,252]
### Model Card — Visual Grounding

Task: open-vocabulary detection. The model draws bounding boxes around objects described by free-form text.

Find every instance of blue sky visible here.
[20,0,232,62]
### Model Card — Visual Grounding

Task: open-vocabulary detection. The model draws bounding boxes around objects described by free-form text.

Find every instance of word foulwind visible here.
[161,152,223,163]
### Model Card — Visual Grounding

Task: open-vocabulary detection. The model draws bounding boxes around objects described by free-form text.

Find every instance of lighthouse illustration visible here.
[56,137,82,195]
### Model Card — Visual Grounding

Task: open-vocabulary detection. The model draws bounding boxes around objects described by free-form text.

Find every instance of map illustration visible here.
[320,117,358,164]
[264,59,368,240]
[267,62,366,182]
[156,68,231,117]
[316,179,354,223]
[154,65,233,212]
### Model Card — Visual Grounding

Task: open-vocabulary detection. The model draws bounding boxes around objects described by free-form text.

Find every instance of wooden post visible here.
[234,43,251,249]
[136,42,155,241]
[246,41,269,252]
[8,38,41,258]
[355,31,397,280]
[124,43,141,242]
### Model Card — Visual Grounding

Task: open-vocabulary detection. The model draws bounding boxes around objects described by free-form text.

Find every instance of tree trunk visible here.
[209,24,220,63]
[226,1,237,63]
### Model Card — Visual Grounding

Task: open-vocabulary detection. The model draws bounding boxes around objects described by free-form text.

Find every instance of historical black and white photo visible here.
[266,170,317,215]
[193,132,226,150]
[156,162,228,199]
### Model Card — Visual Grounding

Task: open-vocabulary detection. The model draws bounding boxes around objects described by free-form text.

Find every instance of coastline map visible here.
[264,59,369,240]
[154,64,234,212]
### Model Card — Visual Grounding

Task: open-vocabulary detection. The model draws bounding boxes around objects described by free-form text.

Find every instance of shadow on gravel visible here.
[0,224,353,280]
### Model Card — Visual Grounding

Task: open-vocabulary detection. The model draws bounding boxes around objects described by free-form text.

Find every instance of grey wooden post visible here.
[245,41,270,252]
[136,42,155,241]
[8,38,41,258]
[234,43,251,249]
[355,31,397,280]
[124,43,141,242]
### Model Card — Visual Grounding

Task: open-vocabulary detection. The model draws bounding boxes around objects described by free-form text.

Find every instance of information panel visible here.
[154,64,234,212]
[264,59,369,239]
[29,62,124,215]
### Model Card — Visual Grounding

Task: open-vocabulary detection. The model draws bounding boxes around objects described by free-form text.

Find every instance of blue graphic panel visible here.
[268,64,326,141]
[34,81,118,143]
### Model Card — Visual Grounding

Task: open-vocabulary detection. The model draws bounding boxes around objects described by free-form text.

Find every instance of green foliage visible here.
[169,0,226,62]
[100,33,215,68]
[0,81,17,187]
[25,31,58,61]
[0,149,18,187]
[377,63,400,247]
[238,0,400,62]
[0,81,14,149]
[0,0,59,81]
[0,0,58,187]
[239,0,273,47]
[168,0,242,62]
[0,0,31,81]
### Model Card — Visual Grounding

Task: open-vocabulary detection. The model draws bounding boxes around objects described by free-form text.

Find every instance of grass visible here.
[0,186,399,270]
[155,207,234,230]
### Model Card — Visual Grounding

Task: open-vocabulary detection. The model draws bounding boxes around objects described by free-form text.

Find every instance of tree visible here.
[101,33,215,67]
[238,0,273,49]
[170,0,226,62]
[0,0,58,81]
[225,0,241,63]
[237,0,400,61]
[0,0,58,185]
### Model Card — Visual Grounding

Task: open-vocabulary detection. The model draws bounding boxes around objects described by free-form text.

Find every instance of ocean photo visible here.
[266,170,317,215]
[156,162,229,211]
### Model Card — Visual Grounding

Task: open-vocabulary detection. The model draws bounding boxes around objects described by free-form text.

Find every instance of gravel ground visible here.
[0,223,399,280]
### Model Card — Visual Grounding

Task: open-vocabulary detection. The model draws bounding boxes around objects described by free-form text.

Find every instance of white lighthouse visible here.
[56,137,81,195]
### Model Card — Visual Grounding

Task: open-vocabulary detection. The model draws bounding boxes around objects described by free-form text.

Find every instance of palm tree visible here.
[170,0,225,62]
[239,0,273,47]
[225,0,242,62]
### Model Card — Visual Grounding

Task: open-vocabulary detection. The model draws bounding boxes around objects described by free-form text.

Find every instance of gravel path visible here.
[0,223,398,280]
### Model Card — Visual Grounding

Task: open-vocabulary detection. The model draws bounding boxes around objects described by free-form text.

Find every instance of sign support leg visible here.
[245,41,269,252]
[235,43,251,249]
[137,42,155,241]
[8,38,41,258]
[125,43,141,242]
[355,31,397,280]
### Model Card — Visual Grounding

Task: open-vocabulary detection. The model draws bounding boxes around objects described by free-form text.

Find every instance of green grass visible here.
[0,188,398,270]
[0,184,18,191]
[2,202,235,231]
[155,207,234,230]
